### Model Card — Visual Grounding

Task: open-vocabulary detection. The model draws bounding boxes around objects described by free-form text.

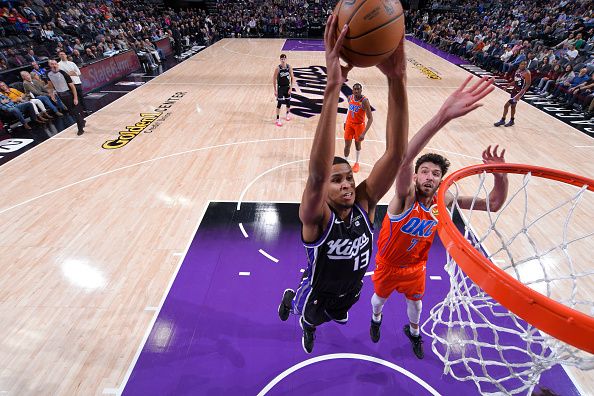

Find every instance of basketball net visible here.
[421,165,594,395]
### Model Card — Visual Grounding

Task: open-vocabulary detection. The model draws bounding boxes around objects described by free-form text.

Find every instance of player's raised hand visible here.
[324,14,353,88]
[377,35,406,81]
[482,145,506,164]
[439,76,494,120]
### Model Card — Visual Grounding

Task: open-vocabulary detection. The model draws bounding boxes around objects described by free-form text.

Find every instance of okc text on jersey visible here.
[401,217,437,237]
[348,103,362,113]
[326,234,370,260]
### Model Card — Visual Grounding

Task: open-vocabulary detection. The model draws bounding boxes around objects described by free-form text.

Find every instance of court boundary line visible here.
[0,39,210,171]
[114,200,212,395]
[221,38,288,60]
[0,137,479,216]
[406,38,593,145]
[256,353,442,396]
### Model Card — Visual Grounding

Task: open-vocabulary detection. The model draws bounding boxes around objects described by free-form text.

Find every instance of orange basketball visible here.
[334,0,405,68]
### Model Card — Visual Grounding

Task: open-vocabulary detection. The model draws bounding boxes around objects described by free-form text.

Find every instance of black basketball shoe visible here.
[404,324,424,359]
[300,317,316,354]
[370,317,382,343]
[278,289,295,321]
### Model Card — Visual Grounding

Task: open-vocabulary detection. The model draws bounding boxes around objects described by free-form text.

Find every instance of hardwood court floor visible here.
[0,38,592,395]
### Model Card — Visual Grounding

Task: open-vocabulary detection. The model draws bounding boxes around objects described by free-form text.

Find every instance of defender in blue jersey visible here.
[277,15,410,354]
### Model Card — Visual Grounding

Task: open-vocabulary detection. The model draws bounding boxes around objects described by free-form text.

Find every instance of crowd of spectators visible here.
[0,0,216,73]
[2,0,594,130]
[211,0,334,38]
[0,0,337,131]
[0,0,219,129]
[407,0,594,118]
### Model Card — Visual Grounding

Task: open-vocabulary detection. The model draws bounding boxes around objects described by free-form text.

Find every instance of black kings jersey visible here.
[302,203,373,295]
[277,64,291,87]
[512,69,527,94]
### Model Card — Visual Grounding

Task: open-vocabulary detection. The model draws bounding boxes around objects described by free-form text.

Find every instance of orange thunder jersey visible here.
[375,197,439,268]
[346,95,366,124]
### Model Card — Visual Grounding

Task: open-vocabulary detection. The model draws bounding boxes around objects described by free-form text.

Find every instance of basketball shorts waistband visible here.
[376,257,425,271]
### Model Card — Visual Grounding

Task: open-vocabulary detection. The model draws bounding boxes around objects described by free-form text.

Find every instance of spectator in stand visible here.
[25,48,45,64]
[531,56,553,85]
[546,67,590,100]
[562,44,579,63]
[539,64,575,96]
[534,63,563,94]
[0,93,37,129]
[525,52,539,72]
[143,39,162,64]
[565,74,594,107]
[7,49,28,69]
[20,71,66,115]
[0,81,54,121]
[70,50,85,66]
[83,48,98,63]
[73,38,85,53]
[31,61,48,81]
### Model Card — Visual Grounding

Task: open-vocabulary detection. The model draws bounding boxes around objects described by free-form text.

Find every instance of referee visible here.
[47,59,86,135]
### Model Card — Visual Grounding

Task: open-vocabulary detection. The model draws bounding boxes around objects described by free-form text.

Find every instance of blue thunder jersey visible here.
[296,203,373,301]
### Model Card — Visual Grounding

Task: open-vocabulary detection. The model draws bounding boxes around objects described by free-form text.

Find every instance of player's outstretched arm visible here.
[447,145,509,212]
[289,64,295,92]
[387,76,495,215]
[355,37,408,217]
[300,15,352,236]
[273,67,279,97]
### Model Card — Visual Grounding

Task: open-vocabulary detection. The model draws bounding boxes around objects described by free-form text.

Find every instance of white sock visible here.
[406,298,422,336]
[371,293,386,323]
[355,149,361,163]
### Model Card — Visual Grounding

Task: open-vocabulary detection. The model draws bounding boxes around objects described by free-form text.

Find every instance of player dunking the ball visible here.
[273,53,295,127]
[344,83,373,173]
[277,14,410,354]
[370,78,509,360]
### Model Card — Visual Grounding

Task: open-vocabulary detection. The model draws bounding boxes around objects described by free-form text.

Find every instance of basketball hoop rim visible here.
[436,163,594,354]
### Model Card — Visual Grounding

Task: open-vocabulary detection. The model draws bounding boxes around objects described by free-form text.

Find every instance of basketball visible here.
[334,0,405,68]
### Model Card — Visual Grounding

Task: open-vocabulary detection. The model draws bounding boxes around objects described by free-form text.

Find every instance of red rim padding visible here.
[437,163,594,354]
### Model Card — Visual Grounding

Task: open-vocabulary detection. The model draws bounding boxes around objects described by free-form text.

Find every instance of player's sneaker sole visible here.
[278,289,295,321]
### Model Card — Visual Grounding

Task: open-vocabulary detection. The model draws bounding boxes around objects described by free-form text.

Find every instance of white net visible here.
[422,169,594,396]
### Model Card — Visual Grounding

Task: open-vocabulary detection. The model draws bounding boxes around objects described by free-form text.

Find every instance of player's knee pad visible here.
[406,298,422,324]
[371,293,387,314]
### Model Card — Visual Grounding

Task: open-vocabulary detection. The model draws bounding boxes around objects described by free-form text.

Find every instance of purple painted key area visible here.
[282,39,325,51]
[123,202,579,395]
